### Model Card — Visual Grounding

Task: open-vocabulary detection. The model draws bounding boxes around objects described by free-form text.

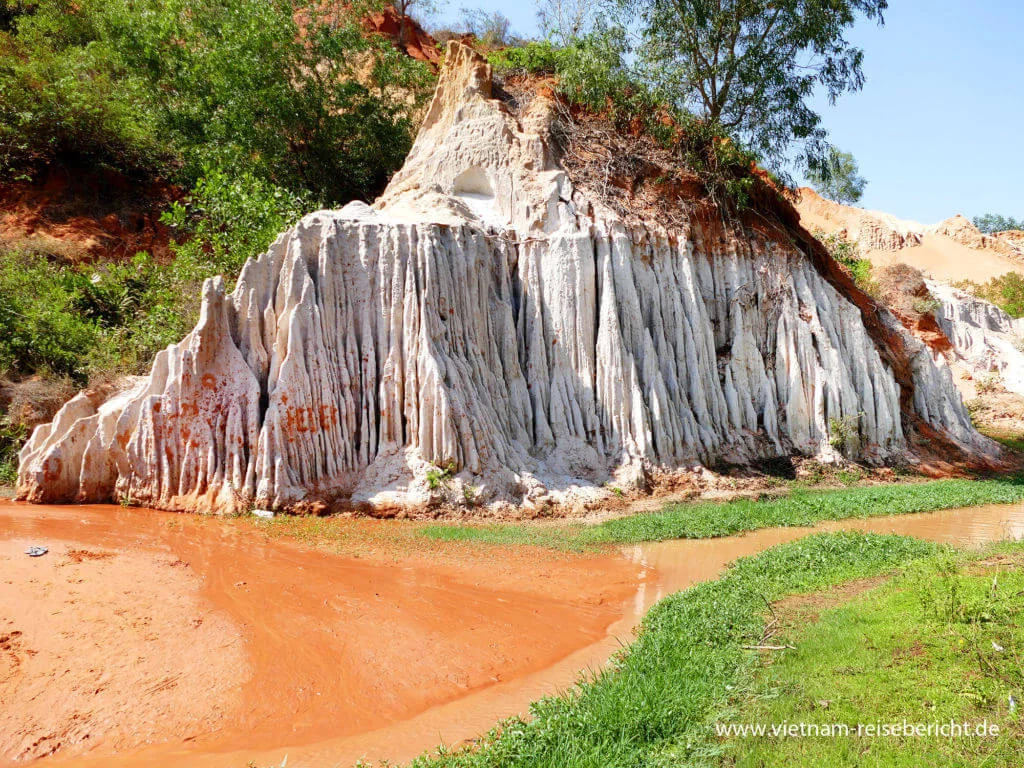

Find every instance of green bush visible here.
[0,416,26,485]
[0,250,100,382]
[0,164,306,382]
[955,272,1024,318]
[489,29,648,119]
[0,0,168,177]
[489,33,763,210]
[814,229,876,293]
[0,0,433,202]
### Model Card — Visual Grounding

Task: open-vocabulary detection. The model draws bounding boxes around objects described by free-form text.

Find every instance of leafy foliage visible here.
[622,0,887,176]
[0,0,432,202]
[0,0,169,178]
[807,146,867,204]
[0,0,435,467]
[489,33,763,210]
[974,213,1024,234]
[0,168,308,384]
[0,250,100,382]
[488,28,644,117]
[814,229,876,293]
[954,272,1024,319]
[0,414,27,485]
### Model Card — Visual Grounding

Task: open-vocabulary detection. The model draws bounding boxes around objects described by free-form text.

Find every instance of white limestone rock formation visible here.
[18,44,999,514]
[930,281,1024,397]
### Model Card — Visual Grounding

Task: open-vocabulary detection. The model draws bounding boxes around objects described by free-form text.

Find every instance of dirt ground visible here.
[0,539,247,763]
[0,500,639,768]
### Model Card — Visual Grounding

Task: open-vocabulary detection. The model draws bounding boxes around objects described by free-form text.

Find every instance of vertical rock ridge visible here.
[17,43,1002,513]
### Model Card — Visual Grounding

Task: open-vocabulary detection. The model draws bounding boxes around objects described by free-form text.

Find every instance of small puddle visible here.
[3,499,1023,768]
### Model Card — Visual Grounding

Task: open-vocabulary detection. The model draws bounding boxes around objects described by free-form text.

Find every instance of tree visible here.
[973,214,1024,234]
[459,7,515,48]
[807,147,867,205]
[622,0,887,172]
[0,0,434,203]
[537,0,597,46]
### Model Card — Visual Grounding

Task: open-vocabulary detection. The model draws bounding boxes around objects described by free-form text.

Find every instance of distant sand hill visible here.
[794,188,1024,283]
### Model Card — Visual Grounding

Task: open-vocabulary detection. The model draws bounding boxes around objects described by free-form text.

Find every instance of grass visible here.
[405,532,946,768]
[979,425,1024,454]
[422,477,1024,550]
[716,544,1024,767]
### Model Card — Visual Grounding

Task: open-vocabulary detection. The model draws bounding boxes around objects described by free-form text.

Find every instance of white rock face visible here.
[930,281,1024,396]
[17,44,997,513]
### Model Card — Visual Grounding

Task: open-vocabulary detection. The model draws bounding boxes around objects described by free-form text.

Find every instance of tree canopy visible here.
[0,0,433,203]
[622,0,887,174]
[974,214,1024,234]
[807,147,867,205]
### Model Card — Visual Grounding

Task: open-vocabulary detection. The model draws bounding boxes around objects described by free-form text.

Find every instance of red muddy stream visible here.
[2,498,1023,768]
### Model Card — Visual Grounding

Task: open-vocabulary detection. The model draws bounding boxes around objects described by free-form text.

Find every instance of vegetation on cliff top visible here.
[487,0,885,208]
[954,272,1024,319]
[974,214,1024,235]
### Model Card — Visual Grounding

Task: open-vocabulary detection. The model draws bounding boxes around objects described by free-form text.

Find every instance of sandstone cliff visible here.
[17,44,1000,514]
[793,188,1024,433]
[794,188,1024,283]
[930,282,1024,398]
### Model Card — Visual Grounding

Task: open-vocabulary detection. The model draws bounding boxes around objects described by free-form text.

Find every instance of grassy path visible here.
[715,543,1024,767]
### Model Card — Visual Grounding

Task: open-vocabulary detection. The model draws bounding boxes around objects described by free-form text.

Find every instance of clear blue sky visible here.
[432,0,1024,224]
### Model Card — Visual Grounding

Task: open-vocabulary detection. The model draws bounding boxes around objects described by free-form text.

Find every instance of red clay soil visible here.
[0,500,638,768]
[362,5,441,67]
[0,166,179,264]
[295,3,441,69]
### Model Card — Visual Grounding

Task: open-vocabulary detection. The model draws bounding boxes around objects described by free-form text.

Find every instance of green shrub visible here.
[911,296,942,315]
[827,413,862,452]
[0,0,169,177]
[425,461,457,491]
[93,168,310,375]
[955,272,1024,318]
[0,250,100,382]
[814,229,876,293]
[489,33,765,211]
[0,0,433,202]
[0,163,305,383]
[0,416,26,486]
[489,28,647,119]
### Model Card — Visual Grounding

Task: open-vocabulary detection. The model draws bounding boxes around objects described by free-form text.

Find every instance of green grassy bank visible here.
[405,533,1024,768]
[717,545,1024,766]
[422,477,1024,550]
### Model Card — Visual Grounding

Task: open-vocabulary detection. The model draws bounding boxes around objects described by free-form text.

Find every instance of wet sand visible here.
[3,499,1024,768]
[0,501,638,768]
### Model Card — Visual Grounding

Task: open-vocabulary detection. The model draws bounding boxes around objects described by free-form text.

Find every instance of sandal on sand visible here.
[25,546,48,557]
